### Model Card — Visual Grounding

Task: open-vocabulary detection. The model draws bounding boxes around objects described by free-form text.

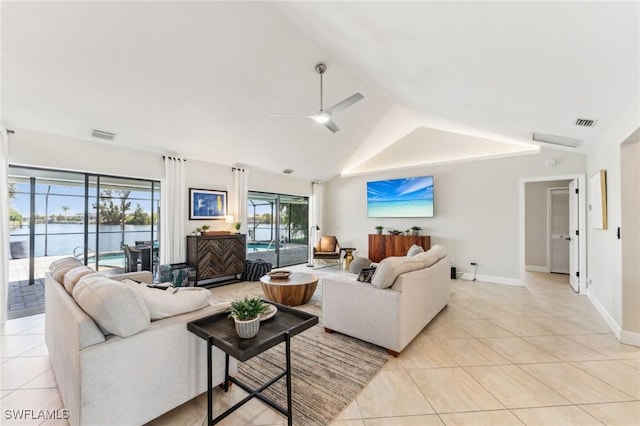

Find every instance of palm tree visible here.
[61,205,70,222]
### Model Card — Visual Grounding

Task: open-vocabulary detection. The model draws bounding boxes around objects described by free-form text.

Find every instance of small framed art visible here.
[189,188,227,220]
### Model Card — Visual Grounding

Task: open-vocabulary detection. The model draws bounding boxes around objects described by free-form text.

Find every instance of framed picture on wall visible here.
[189,188,227,220]
[589,170,607,230]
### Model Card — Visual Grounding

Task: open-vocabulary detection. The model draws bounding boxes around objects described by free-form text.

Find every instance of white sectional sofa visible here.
[322,245,451,355]
[45,257,237,426]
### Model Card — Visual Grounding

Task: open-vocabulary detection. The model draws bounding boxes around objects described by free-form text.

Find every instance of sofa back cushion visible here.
[122,280,213,320]
[412,252,440,268]
[73,274,150,337]
[63,266,97,295]
[371,257,424,289]
[49,257,83,282]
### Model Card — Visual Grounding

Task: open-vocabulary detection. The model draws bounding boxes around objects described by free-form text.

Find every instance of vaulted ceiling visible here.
[2,2,638,180]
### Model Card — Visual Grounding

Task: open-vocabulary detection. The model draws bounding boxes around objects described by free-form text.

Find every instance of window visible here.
[8,166,160,283]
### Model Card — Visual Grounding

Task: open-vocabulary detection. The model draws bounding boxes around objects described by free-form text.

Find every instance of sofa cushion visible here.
[73,274,150,337]
[63,265,97,294]
[123,280,213,320]
[412,252,440,268]
[370,257,424,289]
[318,236,338,252]
[49,257,83,282]
[425,244,447,260]
[407,244,424,257]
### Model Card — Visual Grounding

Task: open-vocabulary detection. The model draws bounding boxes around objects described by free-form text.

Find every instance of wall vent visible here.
[91,129,116,140]
[575,118,597,127]
[283,169,294,174]
[532,133,582,148]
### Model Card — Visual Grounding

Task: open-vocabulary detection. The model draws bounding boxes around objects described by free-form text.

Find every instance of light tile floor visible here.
[1,270,639,425]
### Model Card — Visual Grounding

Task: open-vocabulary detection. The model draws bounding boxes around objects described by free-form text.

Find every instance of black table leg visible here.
[208,337,213,426]
[285,331,292,426]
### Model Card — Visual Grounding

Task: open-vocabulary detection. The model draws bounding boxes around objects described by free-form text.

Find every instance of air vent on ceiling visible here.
[532,133,582,148]
[575,118,597,128]
[283,169,294,174]
[91,129,116,140]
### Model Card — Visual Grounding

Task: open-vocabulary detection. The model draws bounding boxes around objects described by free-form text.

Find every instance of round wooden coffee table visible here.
[260,272,319,306]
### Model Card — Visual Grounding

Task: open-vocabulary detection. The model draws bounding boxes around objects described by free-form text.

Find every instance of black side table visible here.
[187,300,318,426]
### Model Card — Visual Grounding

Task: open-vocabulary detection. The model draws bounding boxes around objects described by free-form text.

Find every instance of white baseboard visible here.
[620,330,640,347]
[525,265,550,273]
[586,290,621,339]
[458,273,523,286]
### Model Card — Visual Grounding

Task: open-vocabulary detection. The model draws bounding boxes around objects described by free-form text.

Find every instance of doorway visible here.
[521,174,586,294]
[549,188,570,274]
[246,191,309,268]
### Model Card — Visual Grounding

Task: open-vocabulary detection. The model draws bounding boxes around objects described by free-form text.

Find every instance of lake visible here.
[10,223,155,257]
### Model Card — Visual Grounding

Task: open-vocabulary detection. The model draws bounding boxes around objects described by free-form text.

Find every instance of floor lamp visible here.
[306,225,319,267]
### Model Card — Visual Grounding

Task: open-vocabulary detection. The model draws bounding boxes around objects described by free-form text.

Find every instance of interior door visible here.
[569,179,580,292]
[550,189,570,274]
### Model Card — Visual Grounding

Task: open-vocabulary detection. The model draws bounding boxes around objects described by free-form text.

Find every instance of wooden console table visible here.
[368,234,431,262]
[186,234,246,286]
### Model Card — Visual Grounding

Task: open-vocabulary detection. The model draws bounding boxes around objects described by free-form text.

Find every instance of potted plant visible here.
[234,222,241,233]
[374,225,384,235]
[411,226,422,236]
[227,296,269,339]
[405,229,411,235]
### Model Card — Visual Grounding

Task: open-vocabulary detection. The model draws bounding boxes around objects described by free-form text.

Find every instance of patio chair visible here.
[123,244,141,273]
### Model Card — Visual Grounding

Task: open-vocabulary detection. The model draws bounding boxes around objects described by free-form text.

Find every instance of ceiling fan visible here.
[270,63,364,133]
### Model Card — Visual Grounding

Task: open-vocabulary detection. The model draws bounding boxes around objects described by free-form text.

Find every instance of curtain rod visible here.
[162,155,186,162]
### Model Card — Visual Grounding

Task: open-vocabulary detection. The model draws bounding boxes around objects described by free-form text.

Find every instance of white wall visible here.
[621,137,639,336]
[585,92,639,345]
[7,128,311,255]
[325,147,586,284]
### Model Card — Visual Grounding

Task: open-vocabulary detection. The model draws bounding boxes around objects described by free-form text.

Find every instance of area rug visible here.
[236,298,390,425]
[148,282,390,426]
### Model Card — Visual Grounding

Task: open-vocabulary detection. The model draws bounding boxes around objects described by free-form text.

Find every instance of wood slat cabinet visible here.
[368,234,431,263]
[186,234,246,286]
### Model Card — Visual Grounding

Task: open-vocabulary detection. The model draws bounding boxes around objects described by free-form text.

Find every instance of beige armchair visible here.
[312,236,341,269]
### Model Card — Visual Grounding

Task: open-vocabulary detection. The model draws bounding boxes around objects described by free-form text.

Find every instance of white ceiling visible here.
[2,1,638,181]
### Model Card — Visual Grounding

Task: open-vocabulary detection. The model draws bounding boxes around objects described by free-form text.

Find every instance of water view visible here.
[10,223,155,257]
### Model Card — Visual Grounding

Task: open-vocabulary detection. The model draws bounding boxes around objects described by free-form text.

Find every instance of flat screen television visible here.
[367,175,434,218]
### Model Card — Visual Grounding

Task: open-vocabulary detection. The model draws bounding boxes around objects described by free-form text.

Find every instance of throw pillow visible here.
[63,266,98,295]
[412,252,440,268]
[49,257,83,282]
[122,280,212,320]
[407,244,424,257]
[73,274,150,337]
[370,257,424,289]
[425,244,447,260]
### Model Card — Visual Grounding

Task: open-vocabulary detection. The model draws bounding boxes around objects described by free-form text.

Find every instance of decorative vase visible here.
[376,229,382,235]
[234,317,260,339]
[412,230,419,236]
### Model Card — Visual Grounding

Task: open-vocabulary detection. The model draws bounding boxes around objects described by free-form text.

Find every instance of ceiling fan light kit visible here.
[270,63,364,133]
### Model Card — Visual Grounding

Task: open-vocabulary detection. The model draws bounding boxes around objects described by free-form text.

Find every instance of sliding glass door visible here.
[8,166,160,284]
[247,191,309,267]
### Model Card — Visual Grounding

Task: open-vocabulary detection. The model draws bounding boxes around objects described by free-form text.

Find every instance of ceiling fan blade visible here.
[325,93,364,114]
[268,112,311,118]
[324,119,340,133]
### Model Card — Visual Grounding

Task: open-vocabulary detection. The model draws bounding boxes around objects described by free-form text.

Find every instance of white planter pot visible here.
[234,317,260,339]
